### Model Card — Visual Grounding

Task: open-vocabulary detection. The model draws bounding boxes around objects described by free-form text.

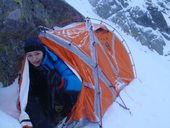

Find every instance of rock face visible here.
[89,0,170,55]
[0,0,83,86]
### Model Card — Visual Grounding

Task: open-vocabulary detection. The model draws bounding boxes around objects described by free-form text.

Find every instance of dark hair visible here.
[24,36,45,53]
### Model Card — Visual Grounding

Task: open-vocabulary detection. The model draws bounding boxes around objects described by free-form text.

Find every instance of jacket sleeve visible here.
[54,58,82,92]
[44,47,82,92]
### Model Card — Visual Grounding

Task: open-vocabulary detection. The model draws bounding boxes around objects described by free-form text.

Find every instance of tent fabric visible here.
[18,58,33,127]
[38,19,134,124]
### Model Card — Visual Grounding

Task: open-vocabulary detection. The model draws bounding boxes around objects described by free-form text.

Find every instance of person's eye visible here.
[35,52,40,56]
[27,54,32,58]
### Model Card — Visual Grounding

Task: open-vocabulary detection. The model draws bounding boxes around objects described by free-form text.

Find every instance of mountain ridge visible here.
[88,0,170,55]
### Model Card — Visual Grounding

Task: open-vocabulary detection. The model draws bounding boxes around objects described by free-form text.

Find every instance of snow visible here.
[1,0,170,128]
[0,78,21,128]
[65,0,100,19]
[0,78,20,119]
[162,13,170,27]
[128,0,146,8]
[0,111,21,128]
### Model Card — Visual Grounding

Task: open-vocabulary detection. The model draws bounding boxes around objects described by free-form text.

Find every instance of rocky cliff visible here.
[89,0,170,55]
[0,0,83,86]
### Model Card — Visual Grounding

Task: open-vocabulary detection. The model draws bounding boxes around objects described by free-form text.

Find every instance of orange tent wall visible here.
[114,37,134,85]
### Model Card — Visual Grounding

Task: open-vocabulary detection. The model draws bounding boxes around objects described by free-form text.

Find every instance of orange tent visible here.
[37,18,135,126]
[18,18,135,128]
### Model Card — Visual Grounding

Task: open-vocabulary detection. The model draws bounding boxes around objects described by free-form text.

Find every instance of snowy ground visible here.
[1,0,170,128]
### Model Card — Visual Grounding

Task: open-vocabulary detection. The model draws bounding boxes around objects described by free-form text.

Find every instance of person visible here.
[22,36,82,128]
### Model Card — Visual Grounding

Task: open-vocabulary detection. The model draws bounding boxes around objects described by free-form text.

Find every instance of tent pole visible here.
[85,17,103,128]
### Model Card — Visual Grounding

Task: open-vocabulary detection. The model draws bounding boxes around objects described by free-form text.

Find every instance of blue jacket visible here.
[41,47,82,92]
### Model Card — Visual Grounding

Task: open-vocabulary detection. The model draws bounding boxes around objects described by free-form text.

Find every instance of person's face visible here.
[26,51,43,67]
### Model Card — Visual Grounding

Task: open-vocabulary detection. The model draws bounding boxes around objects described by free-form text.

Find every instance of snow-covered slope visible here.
[88,0,170,55]
[0,111,21,128]
[0,79,20,128]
